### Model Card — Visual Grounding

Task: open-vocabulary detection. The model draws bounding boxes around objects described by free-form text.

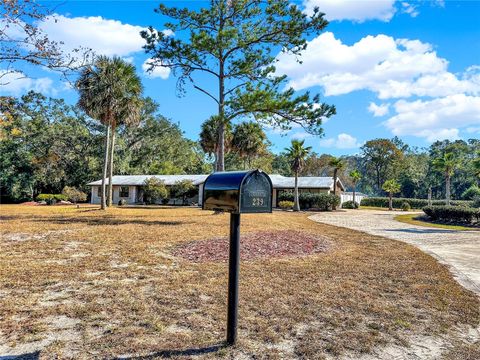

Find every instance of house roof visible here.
[87,174,345,191]
[87,175,209,186]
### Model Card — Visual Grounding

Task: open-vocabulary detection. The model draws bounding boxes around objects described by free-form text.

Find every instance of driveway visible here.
[310,209,480,295]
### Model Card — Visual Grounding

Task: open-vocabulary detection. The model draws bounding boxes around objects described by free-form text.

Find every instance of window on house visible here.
[120,186,129,198]
[97,187,101,197]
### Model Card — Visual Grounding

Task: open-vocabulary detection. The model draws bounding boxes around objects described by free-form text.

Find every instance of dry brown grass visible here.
[0,205,479,359]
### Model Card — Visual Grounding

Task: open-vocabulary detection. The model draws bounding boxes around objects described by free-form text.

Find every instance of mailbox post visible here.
[202,170,273,345]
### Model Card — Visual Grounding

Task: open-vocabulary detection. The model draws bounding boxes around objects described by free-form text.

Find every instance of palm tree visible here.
[285,139,311,211]
[382,179,401,210]
[328,157,345,210]
[199,115,232,171]
[432,152,457,206]
[349,169,362,208]
[76,56,143,208]
[231,122,267,169]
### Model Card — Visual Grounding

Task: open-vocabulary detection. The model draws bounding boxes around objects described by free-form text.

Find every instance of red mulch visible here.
[172,230,331,262]
[20,201,41,206]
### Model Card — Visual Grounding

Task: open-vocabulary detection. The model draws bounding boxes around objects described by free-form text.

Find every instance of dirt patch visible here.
[172,230,331,262]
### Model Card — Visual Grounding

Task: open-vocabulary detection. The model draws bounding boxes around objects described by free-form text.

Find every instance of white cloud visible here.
[320,133,361,149]
[39,15,146,57]
[368,102,390,117]
[276,32,480,99]
[466,126,480,134]
[384,94,480,142]
[142,59,170,79]
[0,71,54,95]
[303,0,396,22]
[401,2,419,17]
[291,132,313,140]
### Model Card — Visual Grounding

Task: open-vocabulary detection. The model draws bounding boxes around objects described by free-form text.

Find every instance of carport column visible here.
[227,213,240,345]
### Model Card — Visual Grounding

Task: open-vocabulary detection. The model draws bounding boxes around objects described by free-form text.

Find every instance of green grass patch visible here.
[395,213,479,231]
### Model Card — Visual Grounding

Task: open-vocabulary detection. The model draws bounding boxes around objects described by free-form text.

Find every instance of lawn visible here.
[395,213,480,231]
[0,205,479,359]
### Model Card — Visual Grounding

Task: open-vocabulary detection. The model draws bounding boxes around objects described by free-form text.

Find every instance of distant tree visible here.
[349,169,362,207]
[199,116,232,170]
[76,56,143,209]
[62,186,87,204]
[361,139,404,193]
[328,157,345,210]
[0,0,91,87]
[143,0,335,171]
[285,140,311,211]
[328,157,345,194]
[231,122,267,169]
[473,152,480,179]
[170,180,196,205]
[382,179,401,211]
[432,152,458,206]
[143,178,168,204]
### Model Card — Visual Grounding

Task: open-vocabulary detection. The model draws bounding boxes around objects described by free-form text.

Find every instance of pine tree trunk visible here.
[217,53,225,172]
[101,125,111,210]
[107,128,116,207]
[389,193,393,210]
[446,173,451,206]
[294,171,300,211]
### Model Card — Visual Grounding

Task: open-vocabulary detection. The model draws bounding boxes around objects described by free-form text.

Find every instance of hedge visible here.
[36,194,68,205]
[278,192,340,211]
[342,200,359,209]
[423,205,480,224]
[360,197,473,209]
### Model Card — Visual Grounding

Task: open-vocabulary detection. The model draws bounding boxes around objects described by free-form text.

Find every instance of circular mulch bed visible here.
[172,230,331,262]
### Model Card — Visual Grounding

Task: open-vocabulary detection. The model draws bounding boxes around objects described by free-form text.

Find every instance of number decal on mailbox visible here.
[252,197,264,206]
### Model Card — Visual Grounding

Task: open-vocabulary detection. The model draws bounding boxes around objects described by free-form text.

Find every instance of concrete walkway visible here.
[309,210,480,296]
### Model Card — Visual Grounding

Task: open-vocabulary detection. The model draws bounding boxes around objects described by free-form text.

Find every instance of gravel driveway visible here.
[310,209,480,295]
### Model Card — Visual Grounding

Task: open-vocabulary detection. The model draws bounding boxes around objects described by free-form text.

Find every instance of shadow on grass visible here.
[116,343,226,359]
[30,217,188,226]
[0,351,40,360]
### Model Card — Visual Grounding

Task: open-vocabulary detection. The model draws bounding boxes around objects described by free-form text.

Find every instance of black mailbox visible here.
[202,170,272,214]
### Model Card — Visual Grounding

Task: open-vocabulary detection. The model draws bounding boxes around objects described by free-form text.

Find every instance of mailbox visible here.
[202,170,272,214]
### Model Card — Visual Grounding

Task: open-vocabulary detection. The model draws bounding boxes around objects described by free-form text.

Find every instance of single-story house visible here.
[87,174,345,206]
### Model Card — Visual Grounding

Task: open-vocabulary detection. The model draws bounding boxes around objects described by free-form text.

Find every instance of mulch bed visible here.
[172,230,331,262]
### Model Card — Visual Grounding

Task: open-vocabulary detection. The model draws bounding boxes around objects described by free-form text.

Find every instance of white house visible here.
[87,174,345,206]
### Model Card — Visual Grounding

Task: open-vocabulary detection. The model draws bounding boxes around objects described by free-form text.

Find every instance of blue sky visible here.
[3,0,480,155]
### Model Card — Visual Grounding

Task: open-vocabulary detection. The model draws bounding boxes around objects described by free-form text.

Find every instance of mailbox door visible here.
[239,172,272,213]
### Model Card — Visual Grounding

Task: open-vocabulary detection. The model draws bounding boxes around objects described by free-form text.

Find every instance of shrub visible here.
[462,185,480,200]
[36,194,67,205]
[171,180,196,205]
[342,200,359,209]
[278,200,294,210]
[423,205,480,224]
[118,199,127,206]
[361,197,473,209]
[143,178,169,204]
[472,196,480,209]
[62,186,87,203]
[401,202,411,211]
[278,192,339,211]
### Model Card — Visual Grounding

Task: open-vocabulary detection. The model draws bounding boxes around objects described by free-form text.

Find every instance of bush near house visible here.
[423,205,480,224]
[342,200,359,209]
[36,194,68,205]
[361,197,473,209]
[62,186,87,203]
[278,201,294,210]
[278,192,340,211]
